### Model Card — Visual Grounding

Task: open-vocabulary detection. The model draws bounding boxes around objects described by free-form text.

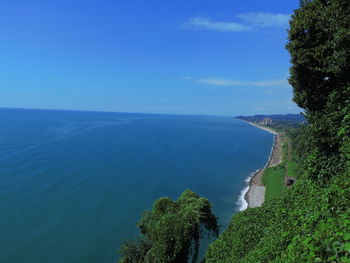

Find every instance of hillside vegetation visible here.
[205,0,350,262]
[118,0,350,262]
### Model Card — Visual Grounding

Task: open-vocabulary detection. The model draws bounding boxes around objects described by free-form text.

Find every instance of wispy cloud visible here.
[184,12,290,32]
[237,12,290,28]
[184,17,251,32]
[185,77,288,87]
[198,78,243,86]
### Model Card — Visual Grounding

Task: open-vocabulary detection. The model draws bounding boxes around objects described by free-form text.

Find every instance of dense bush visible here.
[119,1,350,262]
[206,172,350,262]
[287,0,350,182]
[205,0,350,262]
[119,190,218,263]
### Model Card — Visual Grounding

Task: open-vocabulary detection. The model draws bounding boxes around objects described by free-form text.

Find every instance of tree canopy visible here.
[286,0,350,182]
[118,1,350,262]
[119,190,218,263]
[205,0,350,261]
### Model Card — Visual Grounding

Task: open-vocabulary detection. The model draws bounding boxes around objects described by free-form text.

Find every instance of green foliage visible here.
[119,1,350,262]
[205,171,350,262]
[204,1,350,262]
[286,0,350,182]
[119,190,219,263]
[119,238,151,263]
[287,0,350,113]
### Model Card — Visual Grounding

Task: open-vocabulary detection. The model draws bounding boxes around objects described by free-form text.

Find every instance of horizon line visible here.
[0,106,301,118]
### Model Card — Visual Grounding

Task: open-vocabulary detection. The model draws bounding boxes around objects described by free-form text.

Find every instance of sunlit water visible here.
[0,108,273,262]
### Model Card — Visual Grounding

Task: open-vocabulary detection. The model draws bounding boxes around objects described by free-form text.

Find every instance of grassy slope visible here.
[205,171,350,263]
[205,127,350,262]
[287,161,298,178]
[262,132,288,202]
[262,165,286,202]
[262,130,301,202]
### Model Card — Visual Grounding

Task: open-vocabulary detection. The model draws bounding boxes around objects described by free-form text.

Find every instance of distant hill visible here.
[236,114,306,128]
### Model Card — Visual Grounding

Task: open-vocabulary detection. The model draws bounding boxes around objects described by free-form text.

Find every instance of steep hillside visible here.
[205,0,350,262]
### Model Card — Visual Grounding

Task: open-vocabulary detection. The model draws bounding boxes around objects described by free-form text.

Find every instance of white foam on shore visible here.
[237,135,275,211]
[236,170,259,211]
[236,120,279,211]
[237,184,249,211]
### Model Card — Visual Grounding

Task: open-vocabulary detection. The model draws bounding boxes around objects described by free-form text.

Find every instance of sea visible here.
[0,108,273,263]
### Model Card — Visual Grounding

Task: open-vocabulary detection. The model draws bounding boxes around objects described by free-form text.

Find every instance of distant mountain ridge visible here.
[235,114,306,127]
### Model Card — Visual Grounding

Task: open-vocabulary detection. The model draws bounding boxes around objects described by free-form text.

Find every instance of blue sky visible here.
[0,0,301,116]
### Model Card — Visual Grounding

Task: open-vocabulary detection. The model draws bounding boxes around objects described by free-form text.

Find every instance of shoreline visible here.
[238,121,282,210]
[243,120,278,136]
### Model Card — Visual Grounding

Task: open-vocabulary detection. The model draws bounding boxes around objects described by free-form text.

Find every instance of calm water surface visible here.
[0,109,273,262]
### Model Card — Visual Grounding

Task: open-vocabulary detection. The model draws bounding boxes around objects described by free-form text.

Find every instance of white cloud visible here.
[184,17,251,32]
[196,78,288,87]
[198,78,243,86]
[250,80,288,87]
[184,12,290,33]
[237,12,291,28]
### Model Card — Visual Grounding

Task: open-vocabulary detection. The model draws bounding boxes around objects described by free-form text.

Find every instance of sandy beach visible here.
[242,121,282,209]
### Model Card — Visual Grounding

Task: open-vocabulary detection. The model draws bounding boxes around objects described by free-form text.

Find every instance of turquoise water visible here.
[0,109,273,263]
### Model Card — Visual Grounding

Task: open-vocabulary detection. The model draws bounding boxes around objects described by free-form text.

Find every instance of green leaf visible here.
[344,233,350,241]
[344,242,350,252]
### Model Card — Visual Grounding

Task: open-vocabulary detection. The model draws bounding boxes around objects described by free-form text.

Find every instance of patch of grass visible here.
[287,161,298,178]
[262,132,289,202]
[262,166,287,202]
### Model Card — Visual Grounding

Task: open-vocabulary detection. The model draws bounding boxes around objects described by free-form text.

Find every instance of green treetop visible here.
[119,189,218,263]
[286,0,350,182]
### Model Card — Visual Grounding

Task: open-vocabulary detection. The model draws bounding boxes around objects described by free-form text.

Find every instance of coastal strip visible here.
[238,121,282,211]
